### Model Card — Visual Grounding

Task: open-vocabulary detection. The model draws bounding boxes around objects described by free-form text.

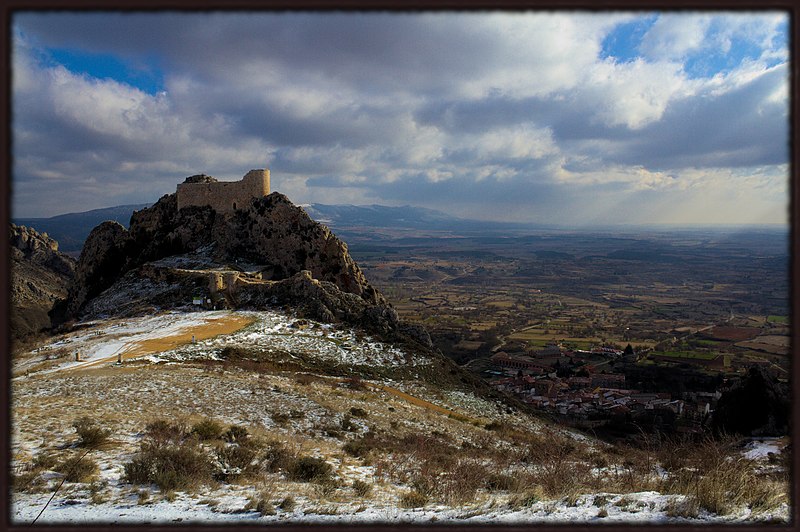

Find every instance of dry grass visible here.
[11,333,790,522]
[72,417,112,449]
[399,490,428,508]
[123,420,214,491]
[56,453,100,483]
[658,436,787,515]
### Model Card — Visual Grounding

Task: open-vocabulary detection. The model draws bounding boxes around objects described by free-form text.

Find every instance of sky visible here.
[10,11,790,225]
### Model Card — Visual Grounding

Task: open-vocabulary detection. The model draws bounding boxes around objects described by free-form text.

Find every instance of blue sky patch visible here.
[600,15,658,63]
[46,47,164,95]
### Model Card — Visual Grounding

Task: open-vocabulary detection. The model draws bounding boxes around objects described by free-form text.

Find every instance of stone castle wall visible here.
[177,169,270,214]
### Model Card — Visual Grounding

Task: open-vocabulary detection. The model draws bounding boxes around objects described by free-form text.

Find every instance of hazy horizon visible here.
[12,11,789,225]
[13,199,789,236]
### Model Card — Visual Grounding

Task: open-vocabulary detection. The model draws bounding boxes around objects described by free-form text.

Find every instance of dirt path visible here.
[302,373,476,423]
[65,314,256,372]
[370,383,474,423]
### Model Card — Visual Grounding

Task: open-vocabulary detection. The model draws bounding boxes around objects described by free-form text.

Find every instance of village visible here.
[487,344,721,435]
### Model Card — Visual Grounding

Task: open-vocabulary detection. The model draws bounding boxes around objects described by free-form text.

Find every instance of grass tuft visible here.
[73,417,112,449]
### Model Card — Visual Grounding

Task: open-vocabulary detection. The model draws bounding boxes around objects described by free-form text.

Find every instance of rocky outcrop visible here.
[64,186,395,338]
[10,224,76,338]
[65,221,133,318]
[226,194,382,304]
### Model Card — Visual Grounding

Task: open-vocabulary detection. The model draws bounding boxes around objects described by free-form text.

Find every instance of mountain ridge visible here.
[16,202,548,253]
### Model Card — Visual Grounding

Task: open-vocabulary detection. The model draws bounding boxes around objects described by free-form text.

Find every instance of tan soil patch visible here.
[735,340,789,355]
[703,326,761,342]
[67,314,256,371]
[371,384,473,423]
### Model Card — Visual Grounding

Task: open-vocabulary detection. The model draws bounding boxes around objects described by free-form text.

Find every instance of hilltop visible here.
[59,185,439,348]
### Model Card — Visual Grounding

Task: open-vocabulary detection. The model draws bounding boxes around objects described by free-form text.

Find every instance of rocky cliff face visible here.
[10,224,76,338]
[62,187,425,345]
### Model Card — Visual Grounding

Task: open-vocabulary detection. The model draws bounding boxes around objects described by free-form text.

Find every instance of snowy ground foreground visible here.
[15,309,424,375]
[743,438,785,460]
[10,310,790,525]
[11,490,789,525]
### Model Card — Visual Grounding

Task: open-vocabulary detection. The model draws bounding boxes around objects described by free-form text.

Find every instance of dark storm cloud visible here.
[619,65,789,169]
[11,12,789,224]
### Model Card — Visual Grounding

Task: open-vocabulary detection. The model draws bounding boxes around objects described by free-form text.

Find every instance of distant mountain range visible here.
[302,203,456,229]
[15,202,538,253]
[15,204,152,253]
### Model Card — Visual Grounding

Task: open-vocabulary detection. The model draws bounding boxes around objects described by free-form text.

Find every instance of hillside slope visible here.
[10,309,789,525]
[10,224,76,339]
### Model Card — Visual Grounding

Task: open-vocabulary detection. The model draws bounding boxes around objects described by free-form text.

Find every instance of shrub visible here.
[484,472,516,492]
[658,435,786,516]
[340,414,356,432]
[278,496,296,512]
[145,419,188,445]
[399,490,428,508]
[342,438,372,458]
[12,471,45,493]
[73,417,111,448]
[286,456,333,483]
[748,479,787,514]
[564,493,581,507]
[349,407,368,418]
[90,481,108,504]
[124,441,213,491]
[215,444,258,480]
[313,477,341,497]
[256,498,276,516]
[192,419,225,441]
[223,425,249,443]
[509,486,544,509]
[56,454,99,483]
[271,412,290,425]
[261,441,295,473]
[31,452,59,471]
[353,479,372,498]
[436,459,487,506]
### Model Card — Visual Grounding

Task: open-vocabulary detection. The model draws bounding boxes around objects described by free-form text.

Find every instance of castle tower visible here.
[243,168,271,196]
[176,167,271,214]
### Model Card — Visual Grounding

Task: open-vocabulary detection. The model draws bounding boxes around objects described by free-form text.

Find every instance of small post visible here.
[191,335,196,344]
[117,353,123,364]
[75,352,81,361]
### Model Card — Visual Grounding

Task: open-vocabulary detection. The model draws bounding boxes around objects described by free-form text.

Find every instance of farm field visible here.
[344,227,789,381]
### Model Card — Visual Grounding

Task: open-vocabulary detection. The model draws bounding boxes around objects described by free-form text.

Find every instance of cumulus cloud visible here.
[639,14,712,61]
[10,11,789,225]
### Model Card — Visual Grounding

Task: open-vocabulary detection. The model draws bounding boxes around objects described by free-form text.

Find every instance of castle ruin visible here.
[176,168,270,214]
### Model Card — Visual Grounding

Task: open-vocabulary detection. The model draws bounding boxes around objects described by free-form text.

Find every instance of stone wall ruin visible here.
[176,168,270,214]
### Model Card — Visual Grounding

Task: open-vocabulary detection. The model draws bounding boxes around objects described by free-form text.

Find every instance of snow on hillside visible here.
[14,310,427,377]
[10,310,790,525]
